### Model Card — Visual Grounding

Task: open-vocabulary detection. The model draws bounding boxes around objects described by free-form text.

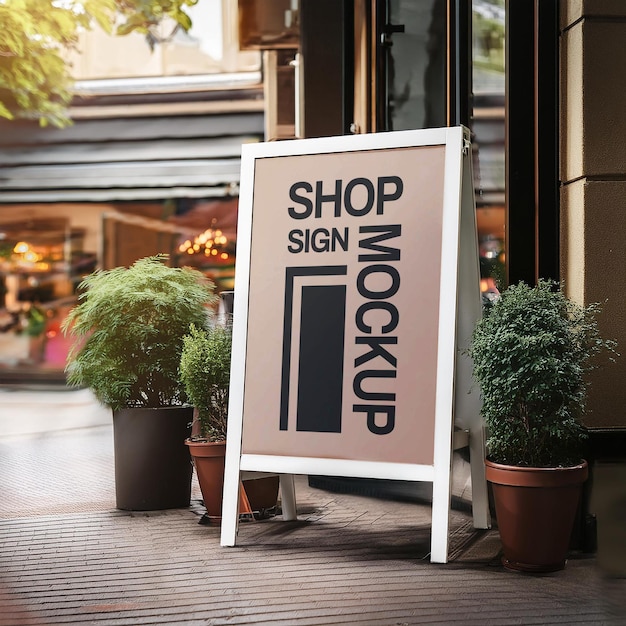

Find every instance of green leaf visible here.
[63,255,218,409]
[0,0,194,126]
[175,10,192,31]
[468,279,618,467]
[0,102,14,120]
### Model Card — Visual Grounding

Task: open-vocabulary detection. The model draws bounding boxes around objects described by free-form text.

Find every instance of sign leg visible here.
[220,468,241,546]
[430,467,452,563]
[469,424,490,529]
[279,474,297,520]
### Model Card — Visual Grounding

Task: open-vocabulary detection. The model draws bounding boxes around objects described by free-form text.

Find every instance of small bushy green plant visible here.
[469,280,617,467]
[179,323,232,442]
[24,305,46,337]
[62,254,217,409]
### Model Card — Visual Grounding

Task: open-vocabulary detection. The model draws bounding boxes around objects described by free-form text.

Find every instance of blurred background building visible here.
[0,0,506,385]
[0,0,263,383]
[1,0,624,452]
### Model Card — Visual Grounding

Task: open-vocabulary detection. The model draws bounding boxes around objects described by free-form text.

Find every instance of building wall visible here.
[560,1,626,428]
[65,0,260,80]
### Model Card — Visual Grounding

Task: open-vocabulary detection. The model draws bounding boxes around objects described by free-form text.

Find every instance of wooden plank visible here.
[0,159,241,189]
[0,442,617,626]
[1,136,257,167]
[0,113,263,146]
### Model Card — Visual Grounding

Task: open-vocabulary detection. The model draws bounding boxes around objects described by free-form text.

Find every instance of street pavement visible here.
[0,390,625,625]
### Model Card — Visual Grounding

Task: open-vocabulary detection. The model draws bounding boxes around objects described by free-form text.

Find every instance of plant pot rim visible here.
[114,405,192,412]
[485,458,587,471]
[185,438,226,458]
[185,437,226,445]
[485,458,588,488]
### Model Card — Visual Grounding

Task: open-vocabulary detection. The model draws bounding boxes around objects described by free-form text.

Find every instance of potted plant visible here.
[23,304,47,363]
[179,322,279,521]
[468,279,616,572]
[62,254,217,511]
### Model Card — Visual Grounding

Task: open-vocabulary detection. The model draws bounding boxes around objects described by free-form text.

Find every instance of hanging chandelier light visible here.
[178,228,230,261]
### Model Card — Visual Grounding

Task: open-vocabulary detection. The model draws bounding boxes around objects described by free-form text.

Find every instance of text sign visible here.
[240,143,447,466]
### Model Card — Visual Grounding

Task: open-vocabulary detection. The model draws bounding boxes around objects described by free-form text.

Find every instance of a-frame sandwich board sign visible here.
[220,126,489,563]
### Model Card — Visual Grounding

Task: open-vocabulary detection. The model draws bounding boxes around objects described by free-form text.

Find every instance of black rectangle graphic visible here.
[280,265,347,431]
[296,284,346,433]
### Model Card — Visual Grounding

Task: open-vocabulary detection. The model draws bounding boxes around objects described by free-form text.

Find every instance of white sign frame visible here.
[220,126,488,562]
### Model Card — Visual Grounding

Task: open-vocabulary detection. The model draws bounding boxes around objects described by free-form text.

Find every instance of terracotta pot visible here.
[186,440,226,518]
[186,440,280,519]
[113,407,193,511]
[485,459,588,572]
[243,476,280,514]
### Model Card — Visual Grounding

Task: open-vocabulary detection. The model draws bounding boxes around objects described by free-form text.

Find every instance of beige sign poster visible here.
[240,145,446,466]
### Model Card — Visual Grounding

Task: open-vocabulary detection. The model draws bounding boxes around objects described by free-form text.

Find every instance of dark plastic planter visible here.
[113,407,193,511]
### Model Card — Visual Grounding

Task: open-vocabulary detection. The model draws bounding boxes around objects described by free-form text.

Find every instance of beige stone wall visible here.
[561,2,626,427]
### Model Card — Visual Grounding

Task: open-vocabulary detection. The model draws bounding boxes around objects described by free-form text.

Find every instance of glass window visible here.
[65,0,261,81]
[381,0,506,294]
[381,0,447,131]
[0,217,96,374]
[0,199,238,380]
[472,0,505,294]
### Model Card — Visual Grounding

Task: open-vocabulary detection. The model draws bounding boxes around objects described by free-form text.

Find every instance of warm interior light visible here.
[13,241,30,254]
[23,251,40,263]
[179,226,230,260]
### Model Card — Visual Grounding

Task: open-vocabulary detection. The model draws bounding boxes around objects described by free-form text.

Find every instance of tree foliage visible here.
[0,0,197,127]
[469,280,617,467]
[61,254,217,410]
[179,323,232,442]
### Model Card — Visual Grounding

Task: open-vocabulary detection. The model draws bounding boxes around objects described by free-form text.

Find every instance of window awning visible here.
[0,110,264,203]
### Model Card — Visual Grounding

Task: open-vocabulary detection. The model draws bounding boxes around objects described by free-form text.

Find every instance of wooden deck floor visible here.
[1,426,624,625]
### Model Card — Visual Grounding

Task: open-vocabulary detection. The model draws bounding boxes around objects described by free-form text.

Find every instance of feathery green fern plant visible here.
[62,254,217,409]
[469,280,617,467]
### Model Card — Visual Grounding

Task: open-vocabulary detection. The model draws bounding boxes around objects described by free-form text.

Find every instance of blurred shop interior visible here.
[0,0,505,384]
[0,200,238,376]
